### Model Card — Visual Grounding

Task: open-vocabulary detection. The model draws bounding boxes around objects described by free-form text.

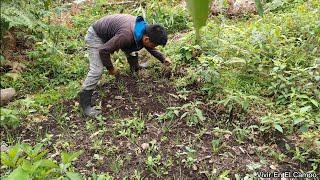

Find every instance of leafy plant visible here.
[158,101,205,126]
[1,143,83,179]
[233,126,250,144]
[0,108,20,129]
[179,146,197,168]
[180,101,206,126]
[110,156,124,174]
[143,140,172,177]
[91,172,114,180]
[268,149,287,162]
[114,117,145,142]
[211,139,222,155]
[292,147,308,163]
[179,44,202,64]
[145,155,162,176]
[1,3,36,38]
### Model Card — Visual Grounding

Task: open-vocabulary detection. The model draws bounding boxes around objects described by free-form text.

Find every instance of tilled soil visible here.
[97,75,182,118]
[2,74,311,179]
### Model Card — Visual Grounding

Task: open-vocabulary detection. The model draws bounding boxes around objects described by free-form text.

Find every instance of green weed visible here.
[1,143,83,179]
[114,117,145,142]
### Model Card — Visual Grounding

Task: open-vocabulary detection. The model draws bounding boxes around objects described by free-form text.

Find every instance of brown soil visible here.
[2,74,312,178]
[97,75,181,117]
[0,29,31,74]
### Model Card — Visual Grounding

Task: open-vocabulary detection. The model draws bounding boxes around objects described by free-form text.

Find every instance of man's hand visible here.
[108,67,119,76]
[163,58,172,66]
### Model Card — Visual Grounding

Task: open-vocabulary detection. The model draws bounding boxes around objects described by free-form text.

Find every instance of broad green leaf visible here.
[255,0,264,17]
[32,143,44,154]
[227,57,247,65]
[97,174,113,180]
[195,108,205,121]
[300,106,311,113]
[235,174,241,180]
[22,143,47,160]
[180,112,189,119]
[38,159,59,168]
[242,99,249,111]
[274,124,283,133]
[293,118,304,125]
[61,150,83,164]
[21,143,32,153]
[8,145,21,159]
[186,52,192,60]
[3,145,22,168]
[221,98,231,107]
[297,94,309,99]
[260,125,270,132]
[21,160,35,174]
[1,153,10,166]
[92,173,98,180]
[5,72,21,81]
[33,150,48,161]
[6,167,30,180]
[285,143,291,151]
[66,172,83,180]
[186,0,211,43]
[310,99,319,108]
[298,124,309,133]
[173,110,180,116]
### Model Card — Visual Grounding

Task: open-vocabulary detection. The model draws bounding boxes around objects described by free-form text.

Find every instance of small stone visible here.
[192,164,198,171]
[200,171,209,174]
[115,96,124,100]
[137,149,142,154]
[1,144,8,152]
[270,164,277,170]
[141,143,149,150]
[248,150,255,155]
[224,134,231,139]
[0,88,16,105]
[232,147,241,156]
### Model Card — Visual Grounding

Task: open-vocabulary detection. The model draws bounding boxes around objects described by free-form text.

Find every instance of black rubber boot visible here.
[79,90,101,117]
[127,55,141,72]
[126,52,149,72]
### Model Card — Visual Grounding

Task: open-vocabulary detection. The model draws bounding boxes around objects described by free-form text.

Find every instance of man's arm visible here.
[99,33,130,71]
[145,47,166,63]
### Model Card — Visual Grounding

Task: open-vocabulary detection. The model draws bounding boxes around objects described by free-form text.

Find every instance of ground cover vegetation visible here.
[1,0,319,179]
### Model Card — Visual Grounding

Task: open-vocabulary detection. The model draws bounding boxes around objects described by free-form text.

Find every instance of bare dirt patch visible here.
[97,74,182,117]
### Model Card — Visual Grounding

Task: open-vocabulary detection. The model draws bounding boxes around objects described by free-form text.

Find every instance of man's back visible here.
[92,14,135,43]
